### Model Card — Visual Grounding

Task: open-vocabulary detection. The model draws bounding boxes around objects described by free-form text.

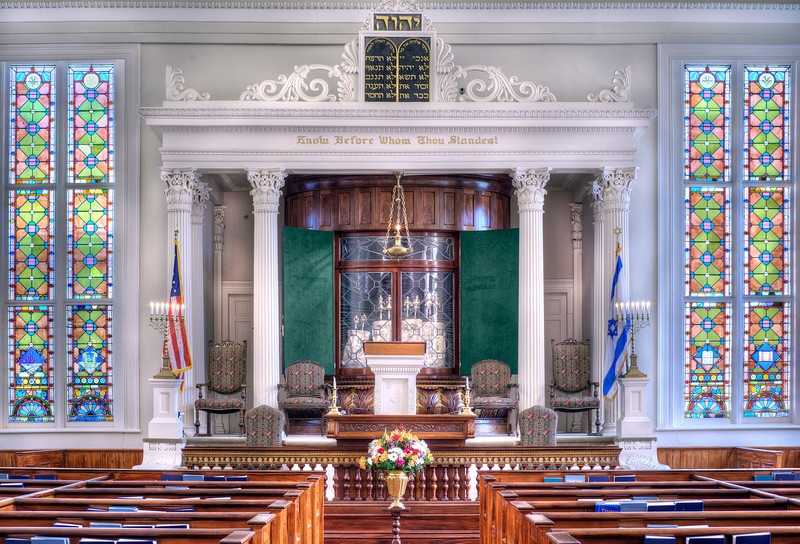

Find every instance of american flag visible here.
[167,238,192,375]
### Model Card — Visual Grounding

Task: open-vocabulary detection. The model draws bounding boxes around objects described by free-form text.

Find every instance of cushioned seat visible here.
[278,360,329,435]
[518,405,558,446]
[549,338,601,435]
[470,359,518,434]
[194,340,247,436]
[245,405,284,446]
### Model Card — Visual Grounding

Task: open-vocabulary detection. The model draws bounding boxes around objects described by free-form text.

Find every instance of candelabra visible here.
[327,376,342,415]
[460,377,475,416]
[148,301,182,379]
[614,300,652,379]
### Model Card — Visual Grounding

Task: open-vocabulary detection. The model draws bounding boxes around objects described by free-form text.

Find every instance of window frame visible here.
[657,44,800,431]
[0,44,140,433]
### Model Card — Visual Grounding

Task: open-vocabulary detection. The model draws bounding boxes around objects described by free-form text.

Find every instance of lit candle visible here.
[466,377,470,390]
[333,376,337,389]
[150,301,154,315]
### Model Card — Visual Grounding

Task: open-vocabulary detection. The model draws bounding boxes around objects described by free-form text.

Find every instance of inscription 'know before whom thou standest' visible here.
[364,36,430,102]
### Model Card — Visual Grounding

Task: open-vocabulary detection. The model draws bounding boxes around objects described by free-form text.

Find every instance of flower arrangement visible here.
[359,429,434,474]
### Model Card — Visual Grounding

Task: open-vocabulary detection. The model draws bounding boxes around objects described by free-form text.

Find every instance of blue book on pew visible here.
[123,524,155,529]
[1,482,24,487]
[619,500,648,512]
[86,508,107,512]
[53,523,83,528]
[226,475,248,482]
[588,475,610,482]
[204,475,225,482]
[685,536,726,544]
[78,539,117,544]
[594,502,620,512]
[31,537,70,544]
[543,477,563,482]
[167,507,195,512]
[160,473,182,481]
[643,537,677,544]
[163,486,189,490]
[732,533,771,544]
[117,496,144,500]
[646,501,676,512]
[564,474,585,483]
[633,496,659,501]
[675,500,704,511]
[181,474,204,481]
[647,524,678,528]
[33,474,57,480]
[89,522,123,528]
[0,473,8,479]
[772,471,795,480]
[108,505,138,512]
[5,538,32,544]
[13,475,30,480]
[155,523,189,529]
[613,474,636,482]
[117,539,157,544]
[753,474,773,481]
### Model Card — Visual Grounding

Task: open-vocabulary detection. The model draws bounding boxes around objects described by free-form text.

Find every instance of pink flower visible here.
[397,458,405,467]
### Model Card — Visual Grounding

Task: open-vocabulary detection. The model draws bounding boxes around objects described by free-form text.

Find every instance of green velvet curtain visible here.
[460,229,519,374]
[282,226,335,374]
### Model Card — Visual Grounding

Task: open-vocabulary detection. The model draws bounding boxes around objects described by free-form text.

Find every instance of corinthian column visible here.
[213,206,227,340]
[162,168,197,432]
[248,169,285,408]
[513,167,550,412]
[591,167,637,435]
[190,180,211,431]
[569,203,583,339]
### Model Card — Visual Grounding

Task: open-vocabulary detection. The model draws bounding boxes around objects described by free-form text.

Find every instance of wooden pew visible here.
[544,526,800,544]
[0,524,260,544]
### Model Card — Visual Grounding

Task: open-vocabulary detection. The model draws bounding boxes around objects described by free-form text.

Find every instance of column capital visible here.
[213,206,227,251]
[248,168,286,213]
[191,181,212,222]
[162,168,198,211]
[592,167,638,209]
[512,167,550,213]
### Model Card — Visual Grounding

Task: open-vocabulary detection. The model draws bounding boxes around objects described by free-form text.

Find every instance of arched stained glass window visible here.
[681,62,792,421]
[6,62,116,424]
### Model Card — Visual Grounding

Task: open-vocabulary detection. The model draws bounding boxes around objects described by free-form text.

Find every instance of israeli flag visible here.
[603,244,631,400]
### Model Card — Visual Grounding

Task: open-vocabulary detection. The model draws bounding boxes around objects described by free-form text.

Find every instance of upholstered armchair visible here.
[470,359,519,434]
[194,340,247,437]
[549,338,601,435]
[518,405,558,446]
[277,360,329,435]
[245,405,284,446]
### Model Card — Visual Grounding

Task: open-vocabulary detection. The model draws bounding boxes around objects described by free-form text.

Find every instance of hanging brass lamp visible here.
[382,171,413,259]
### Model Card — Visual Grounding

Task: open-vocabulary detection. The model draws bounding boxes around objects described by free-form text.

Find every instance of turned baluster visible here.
[366,469,374,501]
[343,466,351,500]
[452,465,461,500]
[430,466,438,501]
[408,473,416,501]
[377,472,385,500]
[419,468,427,500]
[354,468,362,500]
[442,465,450,501]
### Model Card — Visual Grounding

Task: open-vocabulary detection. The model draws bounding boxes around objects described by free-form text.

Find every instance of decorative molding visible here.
[449,65,556,103]
[191,180,211,220]
[513,167,550,213]
[569,202,583,247]
[588,66,631,102]
[213,206,227,251]
[592,166,637,207]
[133,439,185,470]
[140,106,658,120]
[247,168,285,212]
[166,65,210,102]
[3,2,796,11]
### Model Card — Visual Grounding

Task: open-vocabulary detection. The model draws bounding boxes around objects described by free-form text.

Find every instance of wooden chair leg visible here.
[206,411,212,437]
[239,410,245,436]
[194,410,201,436]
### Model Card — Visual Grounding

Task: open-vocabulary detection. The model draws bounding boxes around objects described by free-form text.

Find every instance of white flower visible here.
[387,452,398,462]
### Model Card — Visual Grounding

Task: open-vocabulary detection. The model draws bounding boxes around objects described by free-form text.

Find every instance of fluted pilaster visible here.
[591,167,637,435]
[162,167,197,430]
[248,168,285,408]
[569,202,583,339]
[513,167,550,412]
[213,206,227,340]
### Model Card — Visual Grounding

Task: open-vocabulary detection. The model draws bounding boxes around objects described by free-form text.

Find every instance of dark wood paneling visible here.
[0,450,142,469]
[285,174,513,233]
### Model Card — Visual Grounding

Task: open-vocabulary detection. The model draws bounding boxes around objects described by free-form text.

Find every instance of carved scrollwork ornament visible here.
[162,168,197,210]
[191,181,211,220]
[588,66,632,103]
[248,169,286,212]
[513,168,550,213]
[213,206,227,250]
[166,65,210,102]
[590,179,607,219]
[452,66,556,103]
[595,167,637,207]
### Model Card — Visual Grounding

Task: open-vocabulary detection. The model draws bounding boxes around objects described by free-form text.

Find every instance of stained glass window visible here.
[9,190,54,301]
[9,306,54,423]
[68,65,114,184]
[400,272,454,368]
[681,61,792,422]
[685,188,729,296]
[6,62,116,425]
[10,65,55,185]
[744,66,790,182]
[68,189,113,299]
[67,305,113,422]
[685,302,731,418]
[339,272,392,368]
[745,187,789,296]
[685,65,730,183]
[744,301,790,418]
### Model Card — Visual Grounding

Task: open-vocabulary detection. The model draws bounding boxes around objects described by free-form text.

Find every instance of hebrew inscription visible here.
[364,36,430,102]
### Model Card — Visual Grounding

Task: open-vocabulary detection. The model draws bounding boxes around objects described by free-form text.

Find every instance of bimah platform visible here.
[326,413,476,448]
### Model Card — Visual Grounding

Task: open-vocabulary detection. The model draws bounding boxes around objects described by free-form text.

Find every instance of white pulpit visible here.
[134,376,185,469]
[364,341,426,415]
